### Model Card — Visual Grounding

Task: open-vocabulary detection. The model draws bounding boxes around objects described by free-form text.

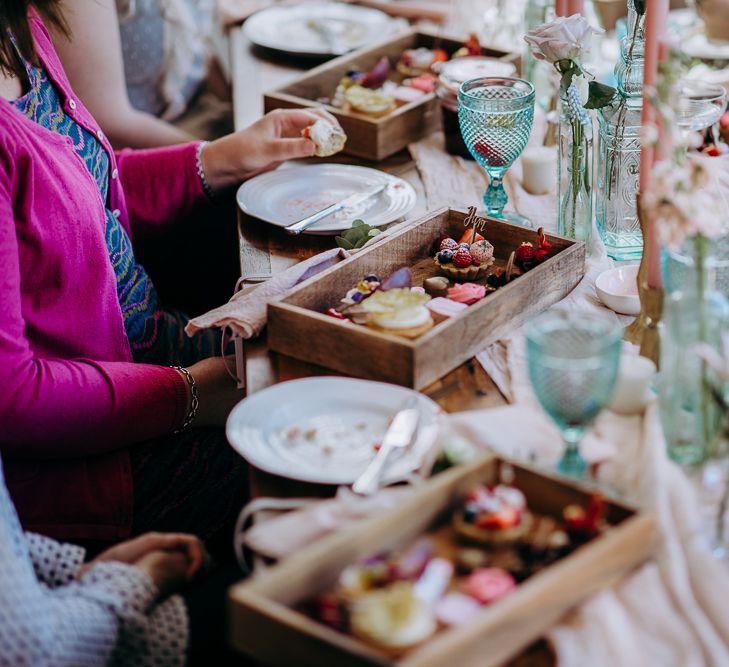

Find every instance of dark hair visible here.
[0,1,68,78]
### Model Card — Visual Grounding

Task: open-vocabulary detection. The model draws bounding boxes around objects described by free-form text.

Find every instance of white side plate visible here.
[236,163,416,235]
[243,3,397,57]
[226,377,442,485]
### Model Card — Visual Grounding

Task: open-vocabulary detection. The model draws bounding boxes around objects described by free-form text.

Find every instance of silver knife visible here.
[352,398,420,496]
[285,182,387,235]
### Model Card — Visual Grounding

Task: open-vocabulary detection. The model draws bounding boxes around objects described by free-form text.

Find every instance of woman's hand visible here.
[134,550,192,598]
[200,108,341,192]
[90,532,209,579]
[80,532,210,593]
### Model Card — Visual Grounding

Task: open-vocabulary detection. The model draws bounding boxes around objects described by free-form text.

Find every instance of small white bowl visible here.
[595,265,640,316]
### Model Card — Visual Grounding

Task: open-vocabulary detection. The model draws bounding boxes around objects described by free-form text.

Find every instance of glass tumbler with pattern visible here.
[526,310,622,478]
[458,77,535,227]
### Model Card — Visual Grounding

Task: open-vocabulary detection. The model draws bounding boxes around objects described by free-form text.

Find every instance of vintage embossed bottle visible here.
[595,0,645,260]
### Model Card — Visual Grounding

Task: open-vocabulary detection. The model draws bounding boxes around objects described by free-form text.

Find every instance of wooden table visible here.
[229,24,508,408]
[227,22,553,667]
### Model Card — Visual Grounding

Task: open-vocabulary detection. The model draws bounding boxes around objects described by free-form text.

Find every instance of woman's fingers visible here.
[145,533,210,580]
[261,137,315,162]
[272,107,341,136]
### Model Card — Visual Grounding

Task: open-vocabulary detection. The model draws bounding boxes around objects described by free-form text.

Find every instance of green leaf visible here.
[584,81,617,109]
[345,228,367,243]
[336,236,355,250]
[351,219,366,227]
[367,229,381,237]
[560,68,575,93]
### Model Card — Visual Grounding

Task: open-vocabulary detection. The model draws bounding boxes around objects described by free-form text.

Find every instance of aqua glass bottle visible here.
[595,0,645,261]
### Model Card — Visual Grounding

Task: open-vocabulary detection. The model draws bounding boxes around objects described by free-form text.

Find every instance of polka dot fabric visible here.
[0,458,188,666]
[25,532,85,587]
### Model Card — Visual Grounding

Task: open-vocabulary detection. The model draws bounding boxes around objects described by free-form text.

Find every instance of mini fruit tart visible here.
[453,484,532,547]
[434,237,494,281]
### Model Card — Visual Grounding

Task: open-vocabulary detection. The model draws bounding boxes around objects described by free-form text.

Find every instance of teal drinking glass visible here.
[458,77,535,227]
[525,310,622,478]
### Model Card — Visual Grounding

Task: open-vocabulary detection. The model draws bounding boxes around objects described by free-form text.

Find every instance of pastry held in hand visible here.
[302,119,347,157]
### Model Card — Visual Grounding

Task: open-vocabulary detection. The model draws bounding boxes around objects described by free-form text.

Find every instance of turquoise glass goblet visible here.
[525,310,622,478]
[458,77,535,227]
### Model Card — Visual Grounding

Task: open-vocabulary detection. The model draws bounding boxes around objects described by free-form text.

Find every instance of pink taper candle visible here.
[640,0,669,289]
[555,0,569,16]
[566,0,584,15]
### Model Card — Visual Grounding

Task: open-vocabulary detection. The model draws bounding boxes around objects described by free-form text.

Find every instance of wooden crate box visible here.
[268,208,586,389]
[263,30,519,161]
[229,455,657,667]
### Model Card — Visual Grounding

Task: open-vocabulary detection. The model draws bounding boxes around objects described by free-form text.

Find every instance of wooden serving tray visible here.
[229,455,657,667]
[263,29,519,161]
[267,208,586,390]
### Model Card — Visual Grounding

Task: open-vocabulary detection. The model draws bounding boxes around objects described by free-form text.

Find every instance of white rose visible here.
[524,14,604,65]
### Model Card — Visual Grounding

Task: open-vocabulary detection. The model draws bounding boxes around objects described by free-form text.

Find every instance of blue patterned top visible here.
[13,58,162,361]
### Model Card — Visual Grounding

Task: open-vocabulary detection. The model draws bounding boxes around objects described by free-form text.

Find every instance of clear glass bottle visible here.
[557,95,594,245]
[523,0,553,112]
[595,0,645,261]
[659,236,729,466]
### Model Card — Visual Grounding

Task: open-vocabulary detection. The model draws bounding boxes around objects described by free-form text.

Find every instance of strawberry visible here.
[440,237,459,251]
[534,248,549,263]
[325,308,347,320]
[472,141,506,167]
[452,247,472,268]
[537,227,552,252]
[476,506,520,529]
[458,229,485,245]
[704,145,721,157]
[433,48,449,63]
[515,242,535,266]
[464,33,481,57]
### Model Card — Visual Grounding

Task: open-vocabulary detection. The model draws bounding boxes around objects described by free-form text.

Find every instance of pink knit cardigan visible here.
[0,10,210,540]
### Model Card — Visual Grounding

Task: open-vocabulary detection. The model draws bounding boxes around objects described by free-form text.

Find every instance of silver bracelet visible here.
[172,366,199,433]
[195,141,216,201]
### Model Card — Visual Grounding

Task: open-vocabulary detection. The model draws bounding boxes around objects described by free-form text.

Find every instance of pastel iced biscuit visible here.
[447,282,486,305]
[434,592,482,627]
[462,568,516,605]
[427,297,467,318]
[302,119,347,157]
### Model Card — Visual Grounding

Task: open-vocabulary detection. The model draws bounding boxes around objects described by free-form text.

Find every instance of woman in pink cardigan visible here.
[0,0,338,552]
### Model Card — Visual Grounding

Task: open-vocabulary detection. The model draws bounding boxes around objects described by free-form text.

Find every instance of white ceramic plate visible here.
[226,377,442,485]
[243,3,396,57]
[236,163,417,235]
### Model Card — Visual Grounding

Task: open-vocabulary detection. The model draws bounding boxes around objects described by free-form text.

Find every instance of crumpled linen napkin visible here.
[241,486,414,562]
[185,246,348,339]
[185,217,415,339]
